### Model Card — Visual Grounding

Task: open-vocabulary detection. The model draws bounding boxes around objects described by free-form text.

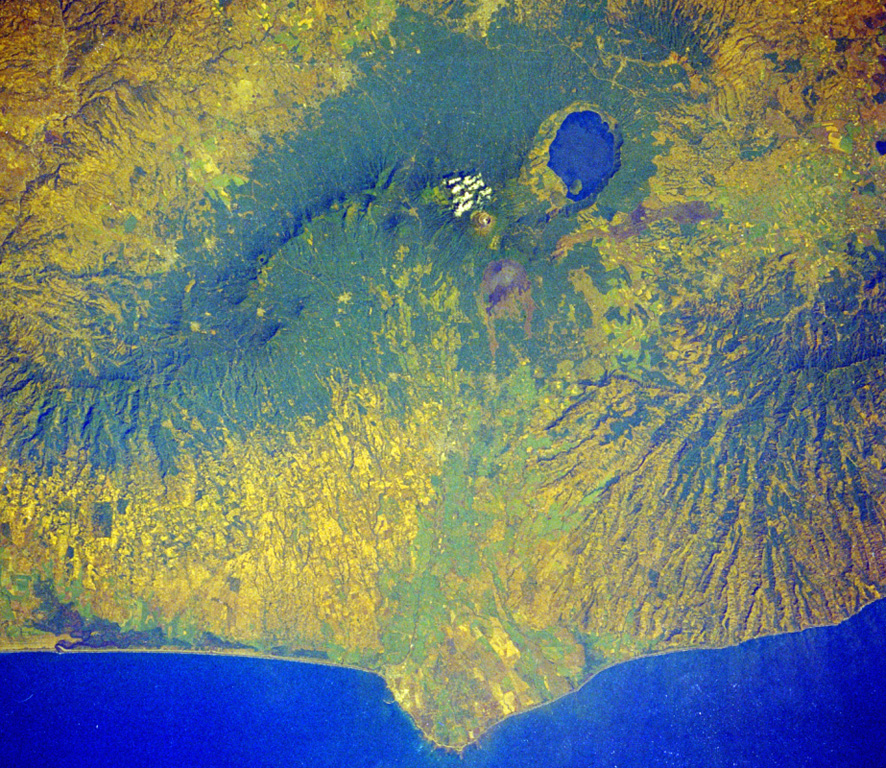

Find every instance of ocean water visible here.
[2,598,885,768]
[1,7,884,768]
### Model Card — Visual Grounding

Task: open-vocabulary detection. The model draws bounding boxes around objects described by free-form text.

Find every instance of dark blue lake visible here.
[3,598,886,767]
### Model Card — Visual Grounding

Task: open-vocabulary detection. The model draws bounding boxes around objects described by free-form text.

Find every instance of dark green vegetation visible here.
[613,0,734,68]
[3,0,886,751]
[0,5,676,470]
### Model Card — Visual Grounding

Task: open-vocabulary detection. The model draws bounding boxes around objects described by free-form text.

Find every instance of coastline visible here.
[3,593,884,755]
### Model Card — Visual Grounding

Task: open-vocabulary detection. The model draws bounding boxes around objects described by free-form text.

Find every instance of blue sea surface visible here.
[3,598,886,767]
